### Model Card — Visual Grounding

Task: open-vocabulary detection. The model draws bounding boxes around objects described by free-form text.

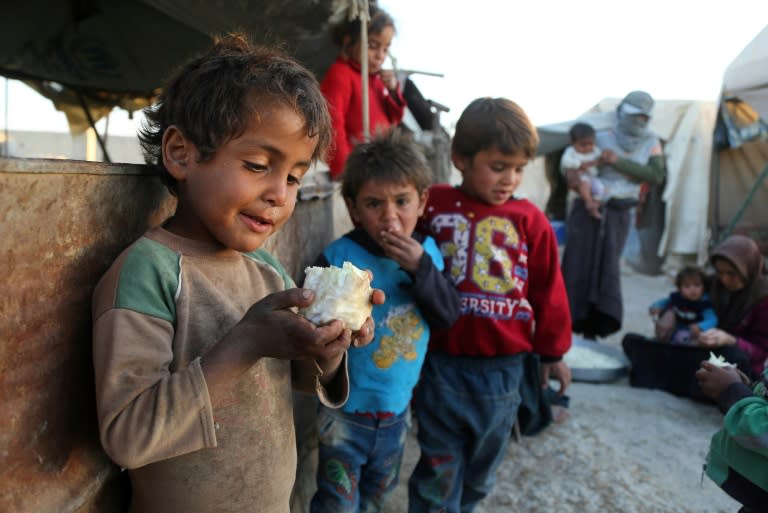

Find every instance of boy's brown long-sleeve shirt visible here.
[92,227,347,513]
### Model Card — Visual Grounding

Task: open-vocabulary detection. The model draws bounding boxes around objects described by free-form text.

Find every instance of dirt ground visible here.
[382,263,741,513]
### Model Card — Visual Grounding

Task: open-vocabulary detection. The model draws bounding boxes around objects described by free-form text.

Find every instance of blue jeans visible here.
[310,406,409,513]
[408,351,524,513]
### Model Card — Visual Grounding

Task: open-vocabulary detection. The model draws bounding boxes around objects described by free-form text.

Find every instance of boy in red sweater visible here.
[407,97,572,513]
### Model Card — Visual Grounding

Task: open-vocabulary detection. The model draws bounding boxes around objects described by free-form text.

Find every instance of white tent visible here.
[710,25,768,253]
[533,25,768,271]
[722,25,768,121]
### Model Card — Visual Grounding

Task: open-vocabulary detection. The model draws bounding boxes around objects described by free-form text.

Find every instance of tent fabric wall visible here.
[722,25,768,121]
[713,24,768,252]
[537,98,717,264]
[715,139,768,224]
[712,139,768,236]
[657,101,717,261]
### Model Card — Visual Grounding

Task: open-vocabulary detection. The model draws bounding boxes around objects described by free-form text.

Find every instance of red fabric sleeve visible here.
[525,209,572,359]
[320,64,353,179]
[383,84,406,124]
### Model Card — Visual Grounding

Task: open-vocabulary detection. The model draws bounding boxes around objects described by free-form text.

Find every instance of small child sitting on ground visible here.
[650,266,717,344]
[561,122,606,219]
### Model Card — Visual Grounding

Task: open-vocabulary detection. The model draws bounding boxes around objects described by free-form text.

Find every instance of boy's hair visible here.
[341,131,432,201]
[452,97,538,160]
[138,33,332,195]
[569,122,595,143]
[675,266,708,289]
[330,3,396,49]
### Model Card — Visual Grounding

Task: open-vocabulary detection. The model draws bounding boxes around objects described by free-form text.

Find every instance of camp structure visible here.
[0,0,340,140]
[536,25,768,273]
[710,24,768,253]
[537,98,718,274]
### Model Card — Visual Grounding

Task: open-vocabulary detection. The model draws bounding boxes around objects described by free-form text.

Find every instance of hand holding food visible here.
[300,261,374,331]
[706,351,734,367]
[696,356,744,401]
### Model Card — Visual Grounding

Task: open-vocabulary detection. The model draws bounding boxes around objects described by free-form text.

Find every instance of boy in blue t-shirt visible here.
[309,132,461,513]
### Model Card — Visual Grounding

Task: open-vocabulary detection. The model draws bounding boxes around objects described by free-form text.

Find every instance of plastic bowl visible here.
[567,337,630,383]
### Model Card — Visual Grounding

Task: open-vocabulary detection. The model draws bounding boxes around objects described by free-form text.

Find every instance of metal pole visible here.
[76,91,112,163]
[3,78,8,157]
[359,0,370,139]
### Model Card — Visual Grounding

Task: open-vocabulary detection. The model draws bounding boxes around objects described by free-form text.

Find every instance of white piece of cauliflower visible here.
[300,261,373,330]
[707,352,735,367]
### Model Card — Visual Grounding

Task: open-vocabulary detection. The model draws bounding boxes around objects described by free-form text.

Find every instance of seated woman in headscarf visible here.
[561,91,666,341]
[700,235,768,375]
[623,235,768,399]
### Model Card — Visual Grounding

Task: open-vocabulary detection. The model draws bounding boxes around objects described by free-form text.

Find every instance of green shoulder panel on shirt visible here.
[115,237,180,322]
[243,249,294,289]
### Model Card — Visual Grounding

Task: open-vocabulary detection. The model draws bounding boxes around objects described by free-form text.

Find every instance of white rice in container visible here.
[564,345,624,370]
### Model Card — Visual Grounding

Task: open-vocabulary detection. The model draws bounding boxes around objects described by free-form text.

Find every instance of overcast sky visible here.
[379,0,766,127]
[1,0,765,136]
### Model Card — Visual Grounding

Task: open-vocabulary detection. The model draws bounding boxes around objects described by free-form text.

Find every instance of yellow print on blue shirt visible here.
[373,304,424,369]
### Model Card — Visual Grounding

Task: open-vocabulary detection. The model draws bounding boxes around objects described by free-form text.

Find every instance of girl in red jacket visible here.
[321,4,406,179]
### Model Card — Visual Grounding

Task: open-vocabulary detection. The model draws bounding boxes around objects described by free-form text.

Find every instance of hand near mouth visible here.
[379,229,423,273]
[379,69,398,92]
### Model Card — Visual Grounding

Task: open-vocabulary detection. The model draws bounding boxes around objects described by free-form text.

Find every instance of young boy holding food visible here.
[308,131,460,513]
[91,34,382,513]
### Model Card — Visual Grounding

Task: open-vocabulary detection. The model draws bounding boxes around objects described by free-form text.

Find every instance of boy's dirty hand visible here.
[240,288,352,361]
[352,316,375,348]
[379,229,424,273]
[695,362,742,400]
[351,288,386,348]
